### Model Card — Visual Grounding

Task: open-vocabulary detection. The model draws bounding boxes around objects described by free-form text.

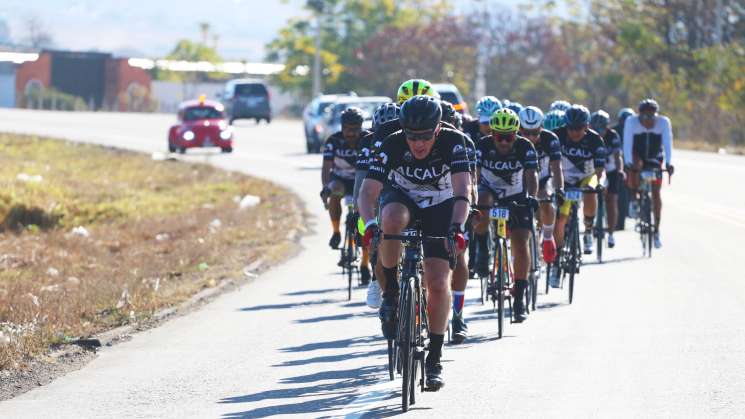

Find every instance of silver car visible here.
[302,94,352,153]
[316,96,392,150]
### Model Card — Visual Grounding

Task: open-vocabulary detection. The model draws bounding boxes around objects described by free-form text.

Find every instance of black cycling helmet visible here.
[399,95,442,131]
[440,100,457,126]
[564,104,591,129]
[638,98,659,114]
[372,102,400,129]
[340,106,365,126]
[590,110,610,133]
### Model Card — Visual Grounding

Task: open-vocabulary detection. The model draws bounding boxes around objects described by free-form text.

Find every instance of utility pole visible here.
[312,15,322,98]
[473,0,489,102]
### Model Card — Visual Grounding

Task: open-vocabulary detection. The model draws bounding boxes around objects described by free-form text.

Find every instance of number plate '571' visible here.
[490,207,510,220]
[565,189,583,202]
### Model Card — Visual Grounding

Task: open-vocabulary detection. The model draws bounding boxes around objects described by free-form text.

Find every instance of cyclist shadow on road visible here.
[219,365,385,418]
[238,298,337,311]
[582,255,645,266]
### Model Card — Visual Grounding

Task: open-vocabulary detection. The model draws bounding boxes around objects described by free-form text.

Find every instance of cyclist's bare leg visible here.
[424,258,452,334]
[328,180,345,232]
[452,252,468,294]
[378,203,409,293]
[537,187,555,237]
[606,191,618,234]
[582,192,597,230]
[555,213,568,248]
[652,183,662,230]
[510,228,531,280]
[474,193,493,235]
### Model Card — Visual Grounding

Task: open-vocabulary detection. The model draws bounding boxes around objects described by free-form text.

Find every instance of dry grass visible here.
[676,138,745,155]
[0,134,304,370]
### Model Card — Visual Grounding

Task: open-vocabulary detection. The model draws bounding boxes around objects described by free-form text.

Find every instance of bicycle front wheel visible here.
[496,239,505,339]
[399,279,415,412]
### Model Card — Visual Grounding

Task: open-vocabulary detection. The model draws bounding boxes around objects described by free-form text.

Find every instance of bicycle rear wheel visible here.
[400,279,415,412]
[529,227,538,311]
[346,234,354,300]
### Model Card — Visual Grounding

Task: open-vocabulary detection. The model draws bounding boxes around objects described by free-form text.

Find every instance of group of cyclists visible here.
[319,78,674,392]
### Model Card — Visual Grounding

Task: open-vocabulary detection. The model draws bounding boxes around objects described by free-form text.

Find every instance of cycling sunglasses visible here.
[404,129,437,142]
[640,113,656,121]
[493,132,516,143]
[567,125,587,133]
[521,128,541,137]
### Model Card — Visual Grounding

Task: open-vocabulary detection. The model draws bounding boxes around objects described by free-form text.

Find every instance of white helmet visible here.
[519,106,544,130]
[550,100,571,112]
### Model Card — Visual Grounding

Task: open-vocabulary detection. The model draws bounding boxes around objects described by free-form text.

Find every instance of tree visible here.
[25,15,53,49]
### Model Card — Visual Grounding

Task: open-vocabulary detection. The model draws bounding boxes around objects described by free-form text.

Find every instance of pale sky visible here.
[0,0,533,61]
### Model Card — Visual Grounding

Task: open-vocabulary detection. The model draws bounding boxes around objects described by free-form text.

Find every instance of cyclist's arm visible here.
[321,159,333,187]
[352,169,367,207]
[550,160,564,191]
[358,178,383,224]
[661,116,673,166]
[451,172,471,227]
[525,168,538,197]
[623,117,634,166]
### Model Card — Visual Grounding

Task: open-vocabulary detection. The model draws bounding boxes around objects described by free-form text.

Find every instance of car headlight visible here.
[219,129,232,140]
[182,130,195,141]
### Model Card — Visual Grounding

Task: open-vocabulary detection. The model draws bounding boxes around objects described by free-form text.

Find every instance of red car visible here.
[168,96,234,153]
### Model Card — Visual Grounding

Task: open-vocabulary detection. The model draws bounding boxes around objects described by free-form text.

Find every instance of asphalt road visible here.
[1,109,744,418]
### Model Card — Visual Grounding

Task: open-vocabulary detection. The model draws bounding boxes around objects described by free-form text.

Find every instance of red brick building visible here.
[15,50,152,111]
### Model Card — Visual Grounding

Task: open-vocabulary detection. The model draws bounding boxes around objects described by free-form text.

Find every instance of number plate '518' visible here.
[490,207,510,220]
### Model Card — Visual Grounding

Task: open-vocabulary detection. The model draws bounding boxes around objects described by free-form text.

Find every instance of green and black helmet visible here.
[396,79,437,105]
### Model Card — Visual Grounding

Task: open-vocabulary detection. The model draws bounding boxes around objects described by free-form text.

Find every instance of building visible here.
[6,49,152,111]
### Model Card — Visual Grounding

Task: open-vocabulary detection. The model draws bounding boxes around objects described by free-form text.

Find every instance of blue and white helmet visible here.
[550,100,571,112]
[476,96,502,123]
[543,110,566,131]
[372,102,400,129]
[518,106,544,130]
[506,101,524,115]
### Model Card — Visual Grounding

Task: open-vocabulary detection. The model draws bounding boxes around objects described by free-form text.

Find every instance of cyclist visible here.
[322,107,369,256]
[473,108,539,323]
[355,102,401,307]
[613,107,635,229]
[550,100,572,112]
[519,106,563,263]
[358,95,471,390]
[623,98,674,248]
[550,105,606,286]
[461,96,501,277]
[590,110,624,248]
[442,100,477,344]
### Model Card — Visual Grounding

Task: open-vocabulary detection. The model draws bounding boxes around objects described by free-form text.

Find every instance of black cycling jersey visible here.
[554,126,607,184]
[602,128,622,173]
[476,135,538,200]
[532,129,561,182]
[367,127,470,208]
[356,131,375,171]
[324,130,370,179]
[442,120,477,172]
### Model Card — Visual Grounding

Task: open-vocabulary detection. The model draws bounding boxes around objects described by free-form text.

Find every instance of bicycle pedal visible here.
[413,347,425,360]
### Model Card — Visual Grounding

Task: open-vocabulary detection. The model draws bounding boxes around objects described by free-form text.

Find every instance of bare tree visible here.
[25,15,53,49]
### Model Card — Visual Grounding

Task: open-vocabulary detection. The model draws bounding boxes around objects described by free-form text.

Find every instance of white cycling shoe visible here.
[583,232,593,254]
[366,280,382,309]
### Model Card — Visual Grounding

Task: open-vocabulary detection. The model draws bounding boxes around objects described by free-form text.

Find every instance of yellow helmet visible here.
[489,108,520,133]
[396,79,437,104]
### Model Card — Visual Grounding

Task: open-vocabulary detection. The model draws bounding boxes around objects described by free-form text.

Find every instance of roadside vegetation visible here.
[0,133,304,370]
[268,0,744,150]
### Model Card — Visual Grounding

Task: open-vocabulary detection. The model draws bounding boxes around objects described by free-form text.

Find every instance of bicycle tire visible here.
[387,339,395,381]
[596,195,604,263]
[400,278,414,412]
[569,216,579,304]
[545,261,551,295]
[346,234,354,300]
[529,227,538,311]
[496,239,505,339]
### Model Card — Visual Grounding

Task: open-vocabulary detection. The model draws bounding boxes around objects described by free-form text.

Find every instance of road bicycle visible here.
[377,223,457,412]
[636,168,668,258]
[339,200,359,300]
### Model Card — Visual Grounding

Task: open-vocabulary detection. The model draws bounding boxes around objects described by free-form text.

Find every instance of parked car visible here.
[168,96,233,154]
[315,96,392,152]
[303,94,353,153]
[433,83,469,115]
[221,79,271,124]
